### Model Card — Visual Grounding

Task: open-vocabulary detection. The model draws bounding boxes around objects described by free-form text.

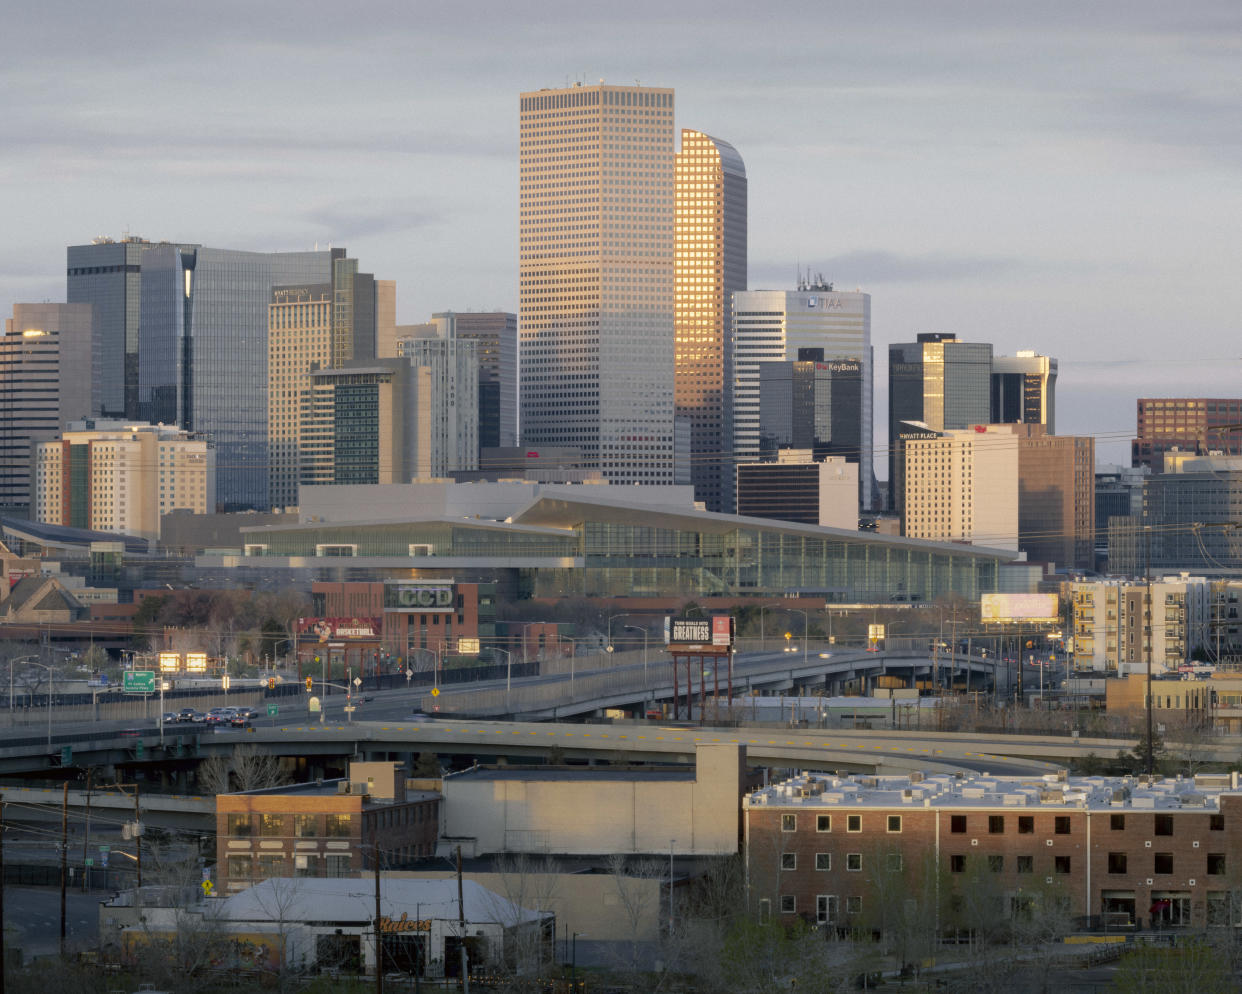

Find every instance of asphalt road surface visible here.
[4,885,112,959]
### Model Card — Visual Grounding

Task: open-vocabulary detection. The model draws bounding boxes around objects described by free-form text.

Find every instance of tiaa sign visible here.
[390,585,454,610]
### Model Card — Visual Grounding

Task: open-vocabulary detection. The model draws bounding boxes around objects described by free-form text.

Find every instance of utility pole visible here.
[456,845,469,994]
[374,842,383,994]
[59,781,67,955]
[80,769,92,891]
[133,784,142,888]
[1,792,5,994]
[1146,525,1155,777]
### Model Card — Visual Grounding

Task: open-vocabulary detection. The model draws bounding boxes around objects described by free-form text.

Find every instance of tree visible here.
[197,744,289,795]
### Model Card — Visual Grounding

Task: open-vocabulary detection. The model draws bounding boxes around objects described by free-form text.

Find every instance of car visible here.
[205,707,237,724]
[162,712,179,724]
[176,708,199,723]
[228,714,251,728]
[232,706,260,720]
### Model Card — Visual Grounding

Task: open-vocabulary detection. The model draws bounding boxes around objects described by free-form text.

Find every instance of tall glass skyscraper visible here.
[675,130,747,512]
[731,284,873,509]
[138,245,338,509]
[519,83,675,484]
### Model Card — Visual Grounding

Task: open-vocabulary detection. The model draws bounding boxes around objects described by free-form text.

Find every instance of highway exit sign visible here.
[123,671,156,694]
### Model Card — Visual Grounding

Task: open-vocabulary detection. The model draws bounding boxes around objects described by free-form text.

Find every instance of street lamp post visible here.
[495,648,513,708]
[624,625,649,693]
[20,660,57,748]
[7,655,38,720]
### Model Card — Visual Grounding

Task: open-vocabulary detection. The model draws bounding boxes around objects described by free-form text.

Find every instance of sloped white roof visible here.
[209,877,546,927]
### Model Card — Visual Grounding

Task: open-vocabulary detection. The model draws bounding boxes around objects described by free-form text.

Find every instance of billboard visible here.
[712,616,734,647]
[670,618,711,645]
[980,593,1059,624]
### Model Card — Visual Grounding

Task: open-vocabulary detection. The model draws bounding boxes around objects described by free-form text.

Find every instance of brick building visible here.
[216,762,440,893]
[745,770,1242,931]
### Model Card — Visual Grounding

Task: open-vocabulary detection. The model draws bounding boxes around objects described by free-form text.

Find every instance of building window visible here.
[950,854,967,873]
[226,854,252,880]
[887,852,903,872]
[988,815,1004,834]
[1210,814,1225,831]
[950,815,967,834]
[1016,855,1033,874]
[815,853,831,871]
[294,814,318,838]
[258,854,284,876]
[887,815,902,833]
[1208,853,1227,875]
[325,814,352,838]
[846,853,862,872]
[1018,816,1034,834]
[781,814,796,832]
[816,815,831,832]
[1108,852,1128,874]
[780,895,796,914]
[781,853,797,871]
[1054,816,1071,835]
[847,815,861,833]
[1154,852,1174,874]
[326,854,352,877]
[845,896,862,915]
[1154,814,1174,836]
[294,854,318,878]
[816,895,837,923]
[260,814,284,837]
[1055,856,1072,874]
[1111,814,1125,831]
[226,814,252,837]
[988,854,1004,873]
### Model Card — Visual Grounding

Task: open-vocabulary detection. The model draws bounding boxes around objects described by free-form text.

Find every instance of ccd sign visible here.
[393,586,454,611]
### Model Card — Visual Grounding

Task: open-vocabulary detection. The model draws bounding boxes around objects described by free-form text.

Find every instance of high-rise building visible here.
[902,425,1019,550]
[300,360,415,488]
[397,336,480,477]
[1015,425,1094,570]
[66,235,195,419]
[268,284,333,509]
[1131,398,1242,471]
[758,350,863,465]
[674,129,747,512]
[519,83,676,484]
[0,303,92,512]
[736,452,858,530]
[137,245,338,509]
[991,350,1057,432]
[429,312,518,454]
[34,420,214,541]
[887,334,992,509]
[731,283,873,508]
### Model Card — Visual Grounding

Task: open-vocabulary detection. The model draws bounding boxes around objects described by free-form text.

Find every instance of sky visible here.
[4,1,1241,466]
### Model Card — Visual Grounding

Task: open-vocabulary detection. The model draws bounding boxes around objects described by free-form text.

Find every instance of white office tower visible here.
[731,282,873,509]
[519,83,676,484]
[396,336,480,477]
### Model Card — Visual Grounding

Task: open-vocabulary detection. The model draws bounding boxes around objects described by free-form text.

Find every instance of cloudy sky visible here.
[4,1,1240,464]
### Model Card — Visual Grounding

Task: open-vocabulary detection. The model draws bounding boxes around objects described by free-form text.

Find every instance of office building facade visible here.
[396,336,480,477]
[0,303,93,511]
[137,244,337,509]
[429,311,517,453]
[888,334,992,509]
[674,129,747,512]
[1017,426,1094,570]
[758,351,863,464]
[736,453,858,530]
[519,83,676,484]
[1132,398,1242,471]
[991,351,1057,433]
[67,235,195,420]
[732,285,872,508]
[34,420,214,542]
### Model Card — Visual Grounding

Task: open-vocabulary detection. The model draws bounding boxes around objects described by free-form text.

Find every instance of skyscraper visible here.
[1131,398,1242,470]
[731,283,873,508]
[519,83,676,484]
[137,245,337,509]
[991,350,1057,432]
[758,350,862,464]
[397,336,480,477]
[674,129,747,512]
[887,333,992,510]
[0,303,92,511]
[66,235,195,419]
[430,311,518,453]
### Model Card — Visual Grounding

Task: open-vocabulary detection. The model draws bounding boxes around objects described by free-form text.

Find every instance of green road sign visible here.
[84,858,93,867]
[123,670,156,694]
[135,741,144,759]
[60,746,72,765]
[266,704,278,717]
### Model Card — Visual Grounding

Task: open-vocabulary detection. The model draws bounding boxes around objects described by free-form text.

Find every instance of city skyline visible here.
[3,3,1240,465]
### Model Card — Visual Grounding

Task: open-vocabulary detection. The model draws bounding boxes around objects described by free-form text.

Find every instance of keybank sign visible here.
[385,584,455,612]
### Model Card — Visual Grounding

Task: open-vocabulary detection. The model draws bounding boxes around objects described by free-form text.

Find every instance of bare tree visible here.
[197,743,289,795]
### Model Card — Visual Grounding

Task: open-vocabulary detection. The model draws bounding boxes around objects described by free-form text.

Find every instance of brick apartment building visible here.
[216,762,440,893]
[745,770,1242,931]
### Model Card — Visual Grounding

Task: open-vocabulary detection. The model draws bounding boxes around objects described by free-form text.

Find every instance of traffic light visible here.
[267,677,276,691]
[305,676,313,692]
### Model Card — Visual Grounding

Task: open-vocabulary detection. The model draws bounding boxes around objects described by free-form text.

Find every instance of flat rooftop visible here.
[746,770,1242,813]
[449,764,696,783]
[229,779,439,804]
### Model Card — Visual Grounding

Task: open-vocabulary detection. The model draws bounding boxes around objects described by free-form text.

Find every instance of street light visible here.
[6,655,38,718]
[624,625,650,693]
[495,648,514,707]
[20,659,57,748]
